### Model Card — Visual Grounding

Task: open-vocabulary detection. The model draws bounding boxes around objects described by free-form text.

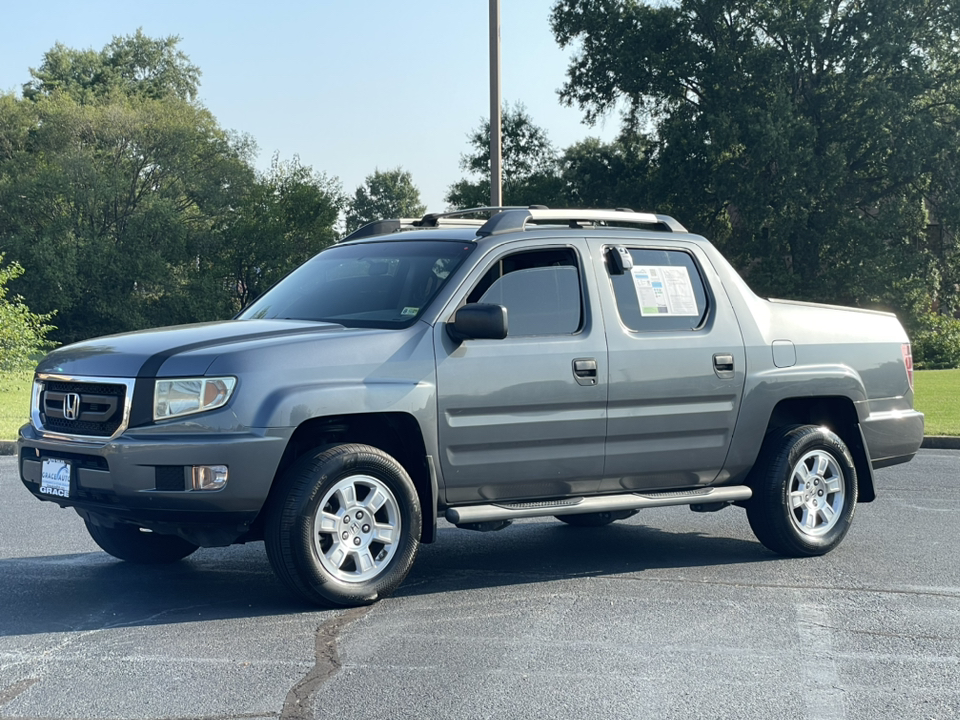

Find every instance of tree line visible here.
[449,0,960,367]
[0,31,425,357]
[3,2,960,368]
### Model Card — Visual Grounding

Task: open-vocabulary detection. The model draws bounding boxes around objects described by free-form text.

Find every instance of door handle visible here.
[573,358,598,386]
[713,353,735,379]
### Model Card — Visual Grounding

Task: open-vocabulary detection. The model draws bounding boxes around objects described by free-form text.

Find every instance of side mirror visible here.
[446,303,508,343]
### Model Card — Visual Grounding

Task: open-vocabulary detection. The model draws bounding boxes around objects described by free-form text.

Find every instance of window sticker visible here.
[631,265,699,317]
[400,306,420,317]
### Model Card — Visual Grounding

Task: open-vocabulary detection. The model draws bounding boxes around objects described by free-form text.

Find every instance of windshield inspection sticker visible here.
[632,265,699,317]
[400,307,419,317]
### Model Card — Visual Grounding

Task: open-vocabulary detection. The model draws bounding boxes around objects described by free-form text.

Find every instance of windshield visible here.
[238,240,475,328]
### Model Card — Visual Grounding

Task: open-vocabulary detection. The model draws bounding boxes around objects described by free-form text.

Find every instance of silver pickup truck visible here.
[17,207,924,607]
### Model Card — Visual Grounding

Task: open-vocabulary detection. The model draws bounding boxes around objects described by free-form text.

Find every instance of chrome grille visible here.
[34,375,135,441]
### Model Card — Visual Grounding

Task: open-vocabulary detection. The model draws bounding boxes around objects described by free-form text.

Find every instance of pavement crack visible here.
[280,605,371,720]
[433,567,960,601]
[809,622,950,641]
[0,713,277,720]
[100,603,216,629]
[0,678,38,709]
[158,713,281,720]
[608,574,960,600]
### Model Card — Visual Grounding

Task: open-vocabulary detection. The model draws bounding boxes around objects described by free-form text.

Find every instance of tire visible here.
[555,510,638,527]
[85,520,199,564]
[264,444,421,608]
[746,425,858,557]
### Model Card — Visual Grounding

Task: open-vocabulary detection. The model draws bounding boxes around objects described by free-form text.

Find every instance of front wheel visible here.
[85,520,199,564]
[265,444,421,607]
[746,425,858,557]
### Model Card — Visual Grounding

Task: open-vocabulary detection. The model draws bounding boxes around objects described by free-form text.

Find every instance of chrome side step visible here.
[445,486,752,525]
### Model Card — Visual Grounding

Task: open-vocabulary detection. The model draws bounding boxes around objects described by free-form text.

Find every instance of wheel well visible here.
[254,413,436,543]
[763,397,875,503]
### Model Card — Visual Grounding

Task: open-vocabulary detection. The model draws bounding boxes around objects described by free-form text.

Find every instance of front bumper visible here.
[18,422,291,546]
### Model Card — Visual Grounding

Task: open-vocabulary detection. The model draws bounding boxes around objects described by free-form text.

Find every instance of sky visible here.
[0,0,621,211]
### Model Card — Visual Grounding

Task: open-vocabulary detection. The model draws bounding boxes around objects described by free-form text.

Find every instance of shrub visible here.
[909,312,960,370]
[0,255,56,371]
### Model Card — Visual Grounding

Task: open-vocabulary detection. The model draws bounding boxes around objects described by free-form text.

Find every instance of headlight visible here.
[154,377,237,421]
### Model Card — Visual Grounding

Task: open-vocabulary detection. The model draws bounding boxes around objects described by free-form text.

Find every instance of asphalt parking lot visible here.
[1,450,958,720]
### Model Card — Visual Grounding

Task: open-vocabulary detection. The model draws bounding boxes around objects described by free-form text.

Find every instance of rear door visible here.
[434,239,607,505]
[588,239,746,492]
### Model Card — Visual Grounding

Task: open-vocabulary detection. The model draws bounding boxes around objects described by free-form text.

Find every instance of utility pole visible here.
[489,0,502,208]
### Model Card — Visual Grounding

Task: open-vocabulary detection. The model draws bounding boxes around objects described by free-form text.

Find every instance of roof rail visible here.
[476,208,687,236]
[416,206,531,227]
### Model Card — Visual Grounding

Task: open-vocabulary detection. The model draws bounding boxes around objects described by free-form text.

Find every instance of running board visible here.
[445,486,753,525]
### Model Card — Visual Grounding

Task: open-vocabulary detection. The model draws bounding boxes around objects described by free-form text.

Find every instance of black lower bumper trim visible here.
[22,479,253,523]
[871,452,917,470]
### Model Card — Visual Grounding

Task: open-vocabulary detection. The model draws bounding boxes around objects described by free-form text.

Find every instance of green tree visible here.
[446,103,564,208]
[0,255,55,371]
[23,29,200,103]
[558,133,656,211]
[345,167,426,233]
[0,89,253,343]
[0,33,349,343]
[213,154,344,309]
[551,0,960,319]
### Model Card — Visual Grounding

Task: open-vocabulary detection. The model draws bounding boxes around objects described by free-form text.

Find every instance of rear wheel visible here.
[85,520,199,564]
[265,444,421,607]
[746,425,857,557]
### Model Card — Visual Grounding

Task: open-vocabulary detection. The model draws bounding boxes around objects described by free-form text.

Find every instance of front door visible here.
[435,242,607,504]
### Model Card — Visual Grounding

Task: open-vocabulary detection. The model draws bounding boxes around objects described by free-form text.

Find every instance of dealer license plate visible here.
[40,458,72,498]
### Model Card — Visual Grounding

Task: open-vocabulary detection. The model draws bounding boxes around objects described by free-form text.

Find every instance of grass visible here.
[0,369,33,442]
[913,368,960,436]
[0,367,957,441]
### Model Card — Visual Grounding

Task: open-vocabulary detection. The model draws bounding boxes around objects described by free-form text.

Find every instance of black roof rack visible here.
[340,216,488,243]
[340,219,420,242]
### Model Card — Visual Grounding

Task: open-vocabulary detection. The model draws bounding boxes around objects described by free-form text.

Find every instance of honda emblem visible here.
[63,393,81,421]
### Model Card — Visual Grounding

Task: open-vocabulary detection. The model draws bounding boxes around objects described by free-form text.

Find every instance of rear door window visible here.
[608,248,709,332]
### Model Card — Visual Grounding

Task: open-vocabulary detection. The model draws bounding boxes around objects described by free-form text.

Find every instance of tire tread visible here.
[264,443,421,607]
[746,425,857,557]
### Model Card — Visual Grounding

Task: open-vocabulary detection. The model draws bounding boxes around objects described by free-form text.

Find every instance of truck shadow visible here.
[0,519,774,637]
[0,544,303,637]
[398,519,774,598]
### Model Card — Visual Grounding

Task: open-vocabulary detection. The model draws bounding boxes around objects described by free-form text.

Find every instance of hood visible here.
[36,319,356,378]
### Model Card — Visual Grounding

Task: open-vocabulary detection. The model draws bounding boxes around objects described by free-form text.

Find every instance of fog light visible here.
[191,465,228,491]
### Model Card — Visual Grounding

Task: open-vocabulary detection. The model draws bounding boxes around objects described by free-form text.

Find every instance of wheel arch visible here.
[762,396,876,503]
[256,412,437,543]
